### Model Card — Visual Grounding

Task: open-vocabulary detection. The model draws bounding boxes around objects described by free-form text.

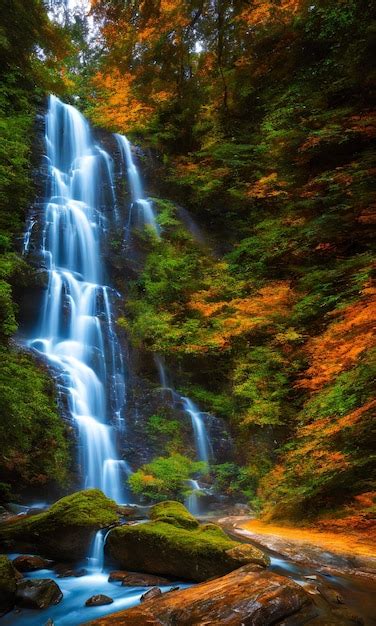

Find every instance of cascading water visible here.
[116,134,160,234]
[185,479,201,516]
[154,356,212,464]
[28,95,128,502]
[180,396,211,463]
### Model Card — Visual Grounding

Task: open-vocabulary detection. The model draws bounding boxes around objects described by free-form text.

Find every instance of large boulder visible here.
[86,564,312,625]
[0,555,20,614]
[106,501,269,582]
[13,555,51,572]
[15,578,63,609]
[0,490,119,561]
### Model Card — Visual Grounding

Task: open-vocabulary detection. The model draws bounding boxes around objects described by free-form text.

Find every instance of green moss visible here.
[126,520,235,553]
[0,555,17,595]
[150,500,199,530]
[0,489,119,543]
[107,514,269,581]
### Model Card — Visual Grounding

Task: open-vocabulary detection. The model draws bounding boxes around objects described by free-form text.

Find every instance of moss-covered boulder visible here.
[0,555,20,614]
[0,490,119,561]
[149,501,200,529]
[106,501,269,581]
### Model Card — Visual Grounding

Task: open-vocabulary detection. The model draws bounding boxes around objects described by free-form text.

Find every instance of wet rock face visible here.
[13,555,51,572]
[114,340,234,474]
[85,594,114,607]
[15,578,63,609]
[85,565,312,626]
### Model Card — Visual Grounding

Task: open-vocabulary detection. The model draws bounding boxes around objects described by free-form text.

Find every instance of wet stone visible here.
[140,587,162,603]
[109,571,171,586]
[15,578,63,609]
[85,594,114,607]
[13,555,51,573]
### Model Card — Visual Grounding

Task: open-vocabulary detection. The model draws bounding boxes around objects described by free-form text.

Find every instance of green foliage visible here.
[0,347,70,488]
[128,453,207,503]
[232,347,295,427]
[301,350,376,423]
[146,414,183,453]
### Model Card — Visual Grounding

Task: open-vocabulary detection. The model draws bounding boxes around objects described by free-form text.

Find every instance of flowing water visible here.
[154,356,212,464]
[2,552,188,626]
[28,95,127,502]
[185,479,202,516]
[180,396,211,463]
[116,134,160,234]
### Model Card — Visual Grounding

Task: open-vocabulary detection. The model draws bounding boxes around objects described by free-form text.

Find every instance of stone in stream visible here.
[55,565,87,578]
[108,571,171,586]
[85,564,312,625]
[15,578,63,609]
[0,555,21,614]
[13,555,51,572]
[106,501,269,582]
[140,587,162,603]
[0,490,119,561]
[85,595,114,607]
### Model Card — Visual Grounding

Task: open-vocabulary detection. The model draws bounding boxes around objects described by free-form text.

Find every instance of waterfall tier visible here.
[28,95,128,502]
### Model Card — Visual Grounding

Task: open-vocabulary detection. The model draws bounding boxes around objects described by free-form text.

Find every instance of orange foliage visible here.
[239,0,302,28]
[358,203,376,224]
[90,70,155,131]
[298,282,376,390]
[246,173,288,199]
[186,281,296,351]
[300,399,376,440]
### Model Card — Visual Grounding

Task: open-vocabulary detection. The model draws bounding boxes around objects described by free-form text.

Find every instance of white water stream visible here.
[28,95,128,502]
[116,134,160,234]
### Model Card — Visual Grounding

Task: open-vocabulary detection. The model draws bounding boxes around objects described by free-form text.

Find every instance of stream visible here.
[222,521,376,626]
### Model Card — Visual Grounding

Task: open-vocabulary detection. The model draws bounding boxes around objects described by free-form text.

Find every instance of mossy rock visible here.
[149,501,200,530]
[0,490,119,561]
[0,555,19,614]
[106,502,269,581]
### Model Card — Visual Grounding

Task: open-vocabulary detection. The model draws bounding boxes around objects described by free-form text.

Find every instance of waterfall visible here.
[185,479,201,516]
[28,95,128,502]
[154,358,211,463]
[88,530,105,572]
[115,134,160,234]
[180,397,211,463]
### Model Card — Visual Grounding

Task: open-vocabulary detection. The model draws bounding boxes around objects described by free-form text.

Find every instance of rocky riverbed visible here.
[1,493,375,625]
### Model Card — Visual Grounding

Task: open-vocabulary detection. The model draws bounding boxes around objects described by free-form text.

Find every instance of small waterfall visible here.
[28,95,129,503]
[22,216,36,254]
[185,479,201,516]
[154,358,211,463]
[115,134,160,234]
[181,396,211,463]
[88,529,105,572]
[154,354,170,390]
